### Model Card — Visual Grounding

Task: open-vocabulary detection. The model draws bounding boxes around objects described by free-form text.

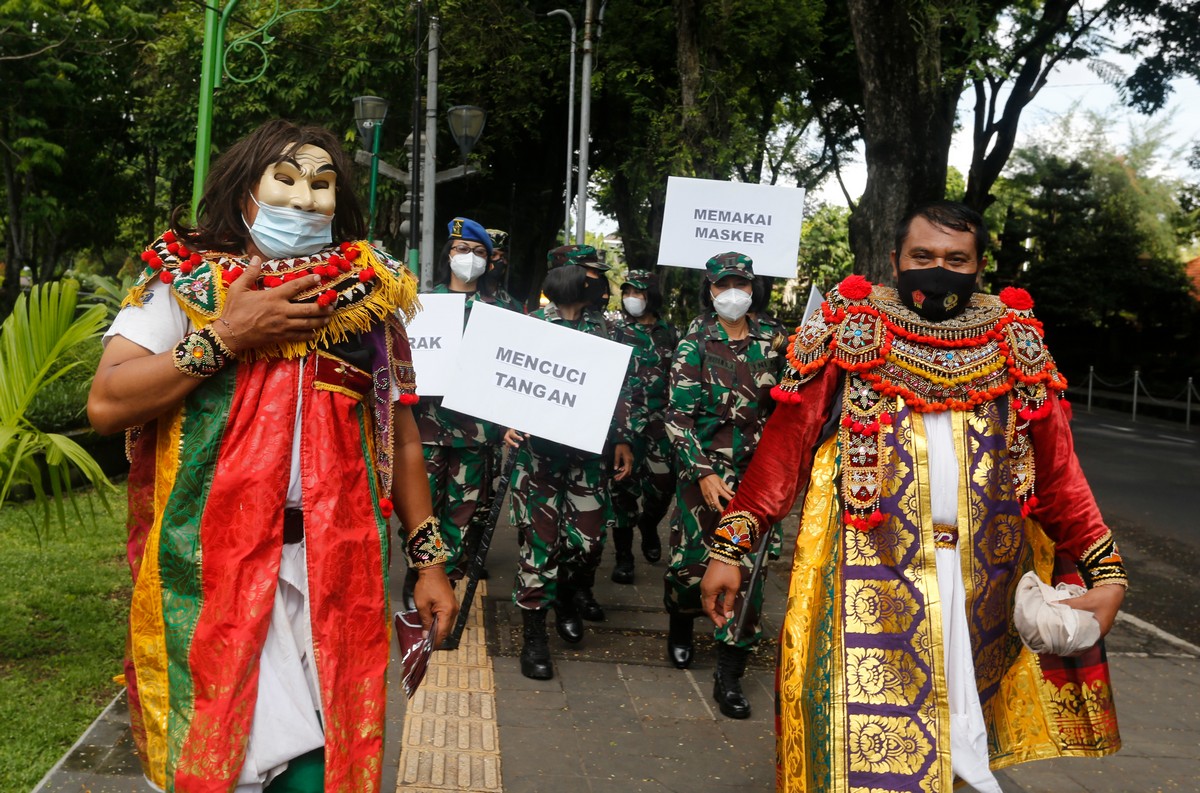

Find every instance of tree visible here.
[832,0,1200,282]
[990,118,1198,378]
[591,0,834,276]
[0,1,156,317]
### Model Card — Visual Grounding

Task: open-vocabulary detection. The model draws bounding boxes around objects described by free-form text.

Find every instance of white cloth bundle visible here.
[1013,570,1102,656]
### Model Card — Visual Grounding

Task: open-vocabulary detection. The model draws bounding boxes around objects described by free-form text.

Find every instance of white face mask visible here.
[450,251,487,283]
[712,288,752,322]
[622,296,647,317]
[243,194,334,259]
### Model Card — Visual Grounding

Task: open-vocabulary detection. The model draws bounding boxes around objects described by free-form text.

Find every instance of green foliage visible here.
[0,488,129,793]
[0,0,158,314]
[0,281,114,530]
[799,202,855,292]
[989,115,1199,378]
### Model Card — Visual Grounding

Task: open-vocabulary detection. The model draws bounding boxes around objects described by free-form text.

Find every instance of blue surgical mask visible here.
[243,194,334,259]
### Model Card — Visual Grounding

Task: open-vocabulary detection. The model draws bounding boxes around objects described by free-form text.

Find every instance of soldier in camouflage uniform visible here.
[505,244,634,680]
[608,269,678,585]
[663,252,786,720]
[415,218,522,586]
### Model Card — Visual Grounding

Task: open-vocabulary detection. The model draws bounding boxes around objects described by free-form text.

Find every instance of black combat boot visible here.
[666,613,695,669]
[520,609,553,680]
[638,513,663,563]
[553,587,584,644]
[611,524,636,584]
[573,587,606,622]
[611,552,635,584]
[712,644,752,719]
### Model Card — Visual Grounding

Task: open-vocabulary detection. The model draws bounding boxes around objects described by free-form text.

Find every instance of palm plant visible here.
[0,280,113,530]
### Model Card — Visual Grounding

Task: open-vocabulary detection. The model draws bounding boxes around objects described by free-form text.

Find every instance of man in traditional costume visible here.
[88,120,457,792]
[701,201,1127,792]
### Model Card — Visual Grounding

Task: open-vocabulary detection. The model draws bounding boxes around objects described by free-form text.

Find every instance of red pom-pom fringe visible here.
[1000,286,1034,311]
[379,498,393,519]
[159,270,174,284]
[162,230,176,244]
[838,274,874,300]
[1020,494,1039,517]
[399,393,419,405]
[316,289,338,307]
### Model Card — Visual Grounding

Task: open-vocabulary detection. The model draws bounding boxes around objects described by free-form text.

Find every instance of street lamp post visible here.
[547,9,576,244]
[575,0,596,245]
[353,95,389,243]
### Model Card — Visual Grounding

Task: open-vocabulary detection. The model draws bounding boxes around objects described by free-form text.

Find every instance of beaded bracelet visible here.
[707,511,760,565]
[172,326,235,379]
[405,516,449,569]
[1078,532,1129,589]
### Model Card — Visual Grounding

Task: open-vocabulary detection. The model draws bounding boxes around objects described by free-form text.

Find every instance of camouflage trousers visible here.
[663,472,772,650]
[608,424,675,538]
[510,446,609,610]
[423,444,492,579]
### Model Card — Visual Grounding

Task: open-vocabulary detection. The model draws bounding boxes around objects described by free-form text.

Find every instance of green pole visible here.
[191,2,222,221]
[368,124,381,242]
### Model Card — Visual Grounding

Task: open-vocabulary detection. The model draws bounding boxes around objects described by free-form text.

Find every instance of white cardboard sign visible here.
[657,175,806,278]
[440,302,632,454]
[403,292,465,396]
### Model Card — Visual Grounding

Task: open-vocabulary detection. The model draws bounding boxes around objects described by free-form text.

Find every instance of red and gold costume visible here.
[711,276,1127,792]
[119,234,419,792]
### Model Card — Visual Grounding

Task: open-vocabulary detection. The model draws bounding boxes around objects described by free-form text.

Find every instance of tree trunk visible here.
[845,0,963,283]
[607,170,665,272]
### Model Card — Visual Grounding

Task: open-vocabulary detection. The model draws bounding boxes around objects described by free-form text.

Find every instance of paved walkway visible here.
[34,510,1200,793]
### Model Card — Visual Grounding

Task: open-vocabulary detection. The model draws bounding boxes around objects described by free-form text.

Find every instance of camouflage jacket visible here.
[528,303,635,451]
[666,311,786,483]
[610,314,678,438]
[415,284,523,448]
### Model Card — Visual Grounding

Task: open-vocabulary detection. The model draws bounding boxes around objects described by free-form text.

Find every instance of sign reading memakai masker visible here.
[656,176,806,278]
[440,302,632,454]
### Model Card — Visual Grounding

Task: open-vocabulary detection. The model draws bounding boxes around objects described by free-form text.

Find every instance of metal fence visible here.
[1070,367,1198,429]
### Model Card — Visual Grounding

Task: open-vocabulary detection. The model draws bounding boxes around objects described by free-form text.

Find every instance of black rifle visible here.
[441,447,521,650]
[729,528,770,642]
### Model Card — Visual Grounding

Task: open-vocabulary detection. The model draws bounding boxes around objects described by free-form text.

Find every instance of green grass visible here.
[0,487,129,793]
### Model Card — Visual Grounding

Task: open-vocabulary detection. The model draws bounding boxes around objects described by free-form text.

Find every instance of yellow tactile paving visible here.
[398,581,502,792]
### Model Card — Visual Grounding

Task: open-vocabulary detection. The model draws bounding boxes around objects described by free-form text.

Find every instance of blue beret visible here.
[447,217,493,256]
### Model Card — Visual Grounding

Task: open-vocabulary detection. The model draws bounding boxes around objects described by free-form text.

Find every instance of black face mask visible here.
[896,267,977,321]
[583,276,609,310]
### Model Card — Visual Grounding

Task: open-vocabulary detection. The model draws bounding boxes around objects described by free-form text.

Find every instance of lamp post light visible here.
[353,95,389,242]
[547,9,577,244]
[446,105,487,175]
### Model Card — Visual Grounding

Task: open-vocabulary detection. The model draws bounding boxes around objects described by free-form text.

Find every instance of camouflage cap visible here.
[486,228,509,250]
[621,269,658,291]
[448,217,493,256]
[705,251,755,282]
[546,243,610,271]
